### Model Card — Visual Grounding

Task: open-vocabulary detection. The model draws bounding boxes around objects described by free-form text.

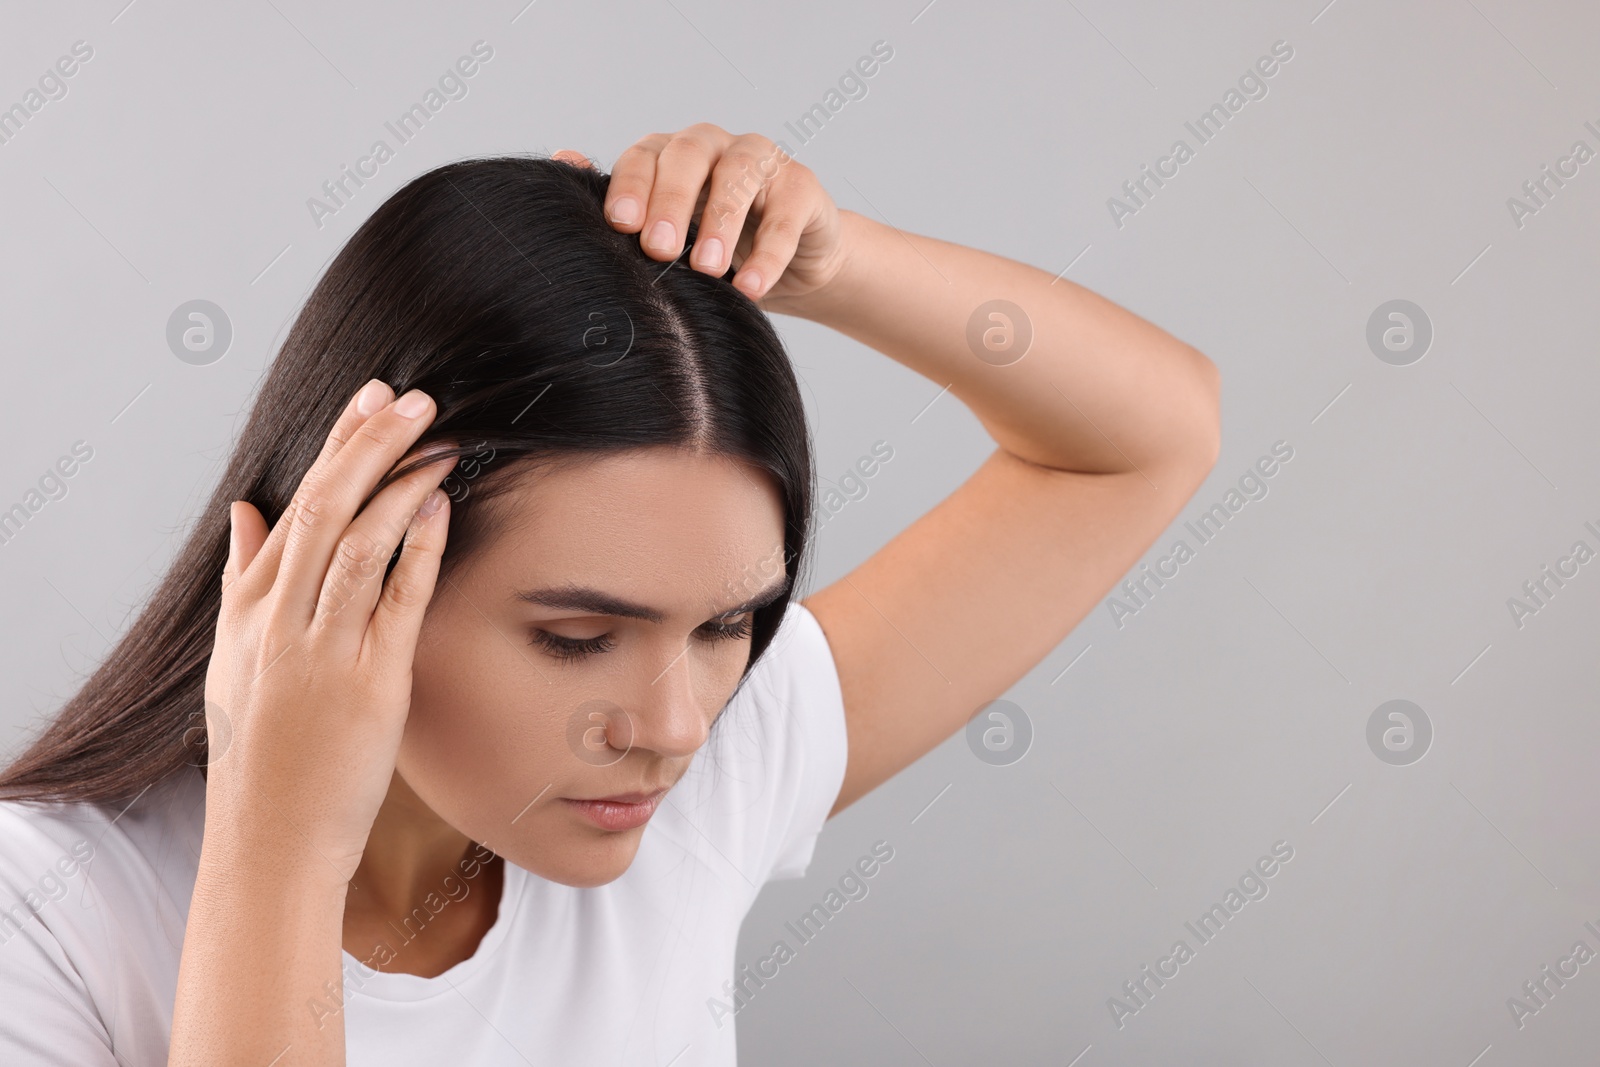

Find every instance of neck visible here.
[347,771,483,915]
[339,772,507,977]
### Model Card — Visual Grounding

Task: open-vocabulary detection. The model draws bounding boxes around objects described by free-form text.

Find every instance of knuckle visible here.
[256,611,303,661]
[713,190,758,219]
[759,214,802,242]
[724,146,766,171]
[347,417,392,453]
[380,573,426,612]
[324,415,359,450]
[662,133,704,156]
[312,435,341,469]
[307,462,362,510]
[290,493,327,534]
[291,470,347,531]
[609,149,643,172]
[336,531,385,578]
[731,136,776,164]
[720,154,766,187]
[705,195,745,223]
[771,161,812,190]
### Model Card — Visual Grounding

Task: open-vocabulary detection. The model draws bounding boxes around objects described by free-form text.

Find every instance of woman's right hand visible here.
[199,379,456,886]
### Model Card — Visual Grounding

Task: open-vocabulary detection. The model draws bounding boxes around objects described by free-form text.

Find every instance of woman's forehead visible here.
[461,448,785,586]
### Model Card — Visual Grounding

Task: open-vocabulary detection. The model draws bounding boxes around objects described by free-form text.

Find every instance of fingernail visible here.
[394,390,431,418]
[418,489,445,517]
[695,236,724,271]
[646,219,676,253]
[609,197,639,226]
[355,379,388,417]
[738,269,763,296]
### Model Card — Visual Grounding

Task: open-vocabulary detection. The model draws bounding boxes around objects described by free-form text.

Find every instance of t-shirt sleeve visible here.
[0,917,120,1066]
[748,600,850,883]
[0,814,120,1066]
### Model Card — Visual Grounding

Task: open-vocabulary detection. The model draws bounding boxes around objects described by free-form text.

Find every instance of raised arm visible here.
[586,124,1221,817]
[774,209,1220,814]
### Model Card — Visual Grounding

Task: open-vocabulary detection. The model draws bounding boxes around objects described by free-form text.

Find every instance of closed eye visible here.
[529,613,756,664]
[528,629,614,664]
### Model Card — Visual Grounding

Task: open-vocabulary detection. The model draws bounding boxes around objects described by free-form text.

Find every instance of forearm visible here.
[774,209,1220,479]
[169,828,350,1065]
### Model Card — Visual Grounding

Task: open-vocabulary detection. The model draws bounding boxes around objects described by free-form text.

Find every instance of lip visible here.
[560,788,668,832]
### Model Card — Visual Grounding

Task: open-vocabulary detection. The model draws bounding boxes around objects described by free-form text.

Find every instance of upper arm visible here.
[804,439,1218,818]
[0,912,120,1066]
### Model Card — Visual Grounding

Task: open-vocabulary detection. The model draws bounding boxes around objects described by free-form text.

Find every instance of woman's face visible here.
[400,445,788,887]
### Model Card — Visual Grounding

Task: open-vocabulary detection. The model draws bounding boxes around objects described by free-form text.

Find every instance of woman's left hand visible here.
[554,123,849,314]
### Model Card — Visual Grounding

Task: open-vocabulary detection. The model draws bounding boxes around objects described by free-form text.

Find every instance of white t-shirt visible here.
[0,600,849,1066]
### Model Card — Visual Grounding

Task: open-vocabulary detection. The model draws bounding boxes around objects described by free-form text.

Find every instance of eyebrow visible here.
[512,573,792,623]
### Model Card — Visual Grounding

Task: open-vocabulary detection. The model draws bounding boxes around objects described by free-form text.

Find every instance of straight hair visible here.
[0,154,815,807]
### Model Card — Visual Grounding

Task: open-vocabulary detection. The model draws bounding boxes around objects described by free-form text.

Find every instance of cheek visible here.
[399,627,653,887]
[399,618,570,830]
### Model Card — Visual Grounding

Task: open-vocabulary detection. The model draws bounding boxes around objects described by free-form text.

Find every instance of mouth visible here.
[559,788,669,832]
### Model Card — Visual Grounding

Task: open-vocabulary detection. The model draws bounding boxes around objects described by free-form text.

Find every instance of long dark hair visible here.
[0,155,815,807]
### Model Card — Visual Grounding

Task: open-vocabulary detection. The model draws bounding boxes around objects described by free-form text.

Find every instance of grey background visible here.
[3,0,1597,1063]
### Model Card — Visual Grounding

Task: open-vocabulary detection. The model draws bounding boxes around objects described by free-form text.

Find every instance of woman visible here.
[0,123,1219,1064]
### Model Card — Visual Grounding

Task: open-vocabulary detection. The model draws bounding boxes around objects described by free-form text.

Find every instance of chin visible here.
[506,827,644,888]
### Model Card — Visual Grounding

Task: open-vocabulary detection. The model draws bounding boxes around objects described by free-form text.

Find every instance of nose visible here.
[625,641,712,761]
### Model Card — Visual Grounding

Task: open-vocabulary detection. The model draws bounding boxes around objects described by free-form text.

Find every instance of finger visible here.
[222,503,241,590]
[273,388,440,624]
[731,187,815,301]
[604,133,671,233]
[222,501,270,595]
[690,138,785,277]
[247,378,394,593]
[552,149,595,170]
[310,454,457,640]
[365,489,451,667]
[636,126,731,261]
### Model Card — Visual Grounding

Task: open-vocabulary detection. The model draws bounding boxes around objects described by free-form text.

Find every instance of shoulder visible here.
[0,767,205,917]
[657,600,850,889]
[0,769,203,1064]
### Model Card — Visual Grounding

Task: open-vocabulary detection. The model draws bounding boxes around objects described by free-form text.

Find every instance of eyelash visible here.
[529,615,757,663]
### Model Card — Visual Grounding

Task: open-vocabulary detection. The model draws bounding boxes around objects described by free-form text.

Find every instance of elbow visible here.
[1183,345,1223,473]
[1135,345,1219,495]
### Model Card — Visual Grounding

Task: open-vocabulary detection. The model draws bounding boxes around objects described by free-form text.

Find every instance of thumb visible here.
[222,501,270,590]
